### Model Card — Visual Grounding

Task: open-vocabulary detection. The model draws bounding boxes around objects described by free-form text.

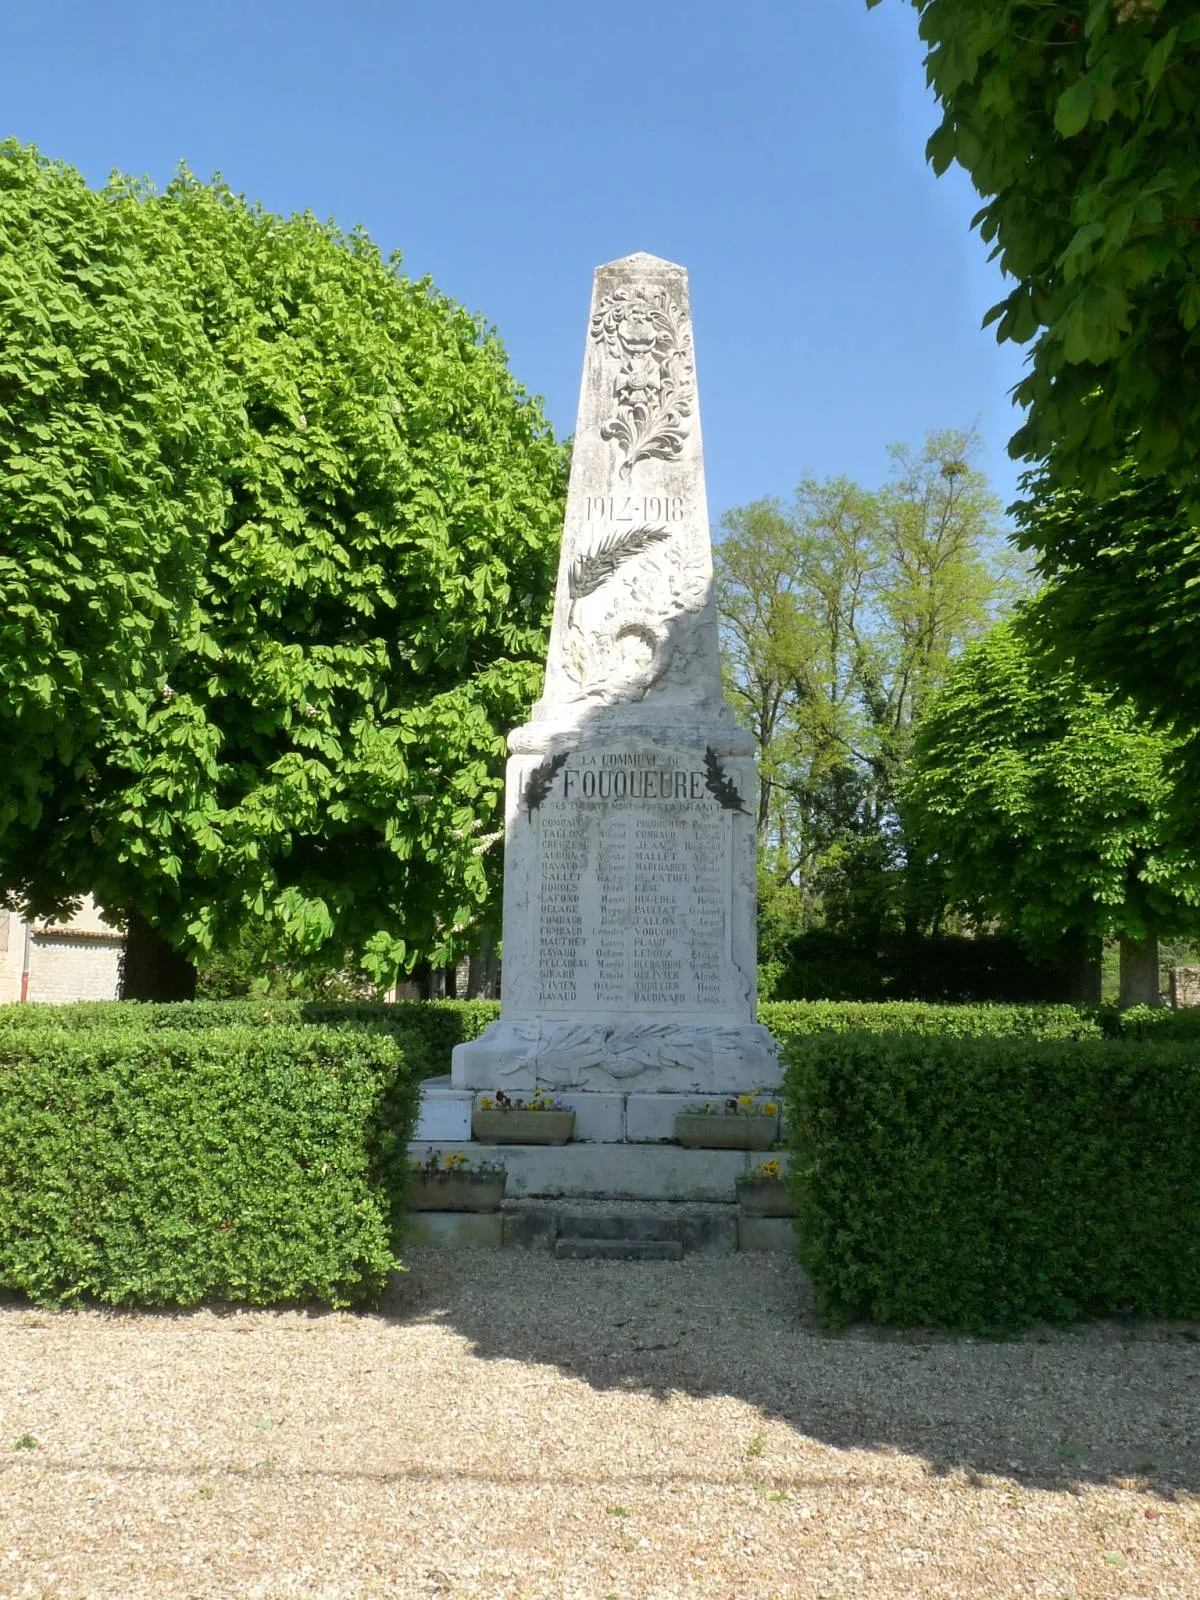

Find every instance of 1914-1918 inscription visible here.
[534,744,733,1014]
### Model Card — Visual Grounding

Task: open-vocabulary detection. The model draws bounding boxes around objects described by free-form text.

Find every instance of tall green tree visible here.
[0,149,566,993]
[716,429,1018,937]
[874,0,1200,500]
[0,141,227,852]
[902,614,1200,1004]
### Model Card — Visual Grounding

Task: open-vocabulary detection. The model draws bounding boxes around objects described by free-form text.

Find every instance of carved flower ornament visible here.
[590,286,695,479]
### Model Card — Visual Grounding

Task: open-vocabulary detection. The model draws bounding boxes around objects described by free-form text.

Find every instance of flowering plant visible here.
[409,1150,506,1179]
[477,1089,572,1113]
[684,1095,779,1118]
[748,1158,782,1180]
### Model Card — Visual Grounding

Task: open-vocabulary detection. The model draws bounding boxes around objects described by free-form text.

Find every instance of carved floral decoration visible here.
[590,287,694,479]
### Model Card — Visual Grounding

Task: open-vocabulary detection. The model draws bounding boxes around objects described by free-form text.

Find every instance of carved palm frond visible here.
[522,751,569,818]
[568,524,671,609]
[704,746,748,814]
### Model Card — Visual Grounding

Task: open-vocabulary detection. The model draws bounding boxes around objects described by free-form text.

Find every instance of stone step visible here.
[406,1139,786,1202]
[406,1201,794,1255]
[554,1237,684,1262]
[554,1206,735,1255]
[415,1077,788,1147]
[556,1211,683,1242]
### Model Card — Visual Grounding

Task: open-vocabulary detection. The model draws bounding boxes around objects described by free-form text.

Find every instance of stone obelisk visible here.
[452,253,778,1096]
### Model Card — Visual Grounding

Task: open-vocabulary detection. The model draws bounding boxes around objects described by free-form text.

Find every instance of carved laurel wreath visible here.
[590,287,695,480]
[566,523,670,628]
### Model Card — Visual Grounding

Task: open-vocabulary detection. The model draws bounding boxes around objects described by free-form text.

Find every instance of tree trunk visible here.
[1118,932,1161,1008]
[1061,930,1102,1006]
[466,935,499,999]
[119,909,197,1002]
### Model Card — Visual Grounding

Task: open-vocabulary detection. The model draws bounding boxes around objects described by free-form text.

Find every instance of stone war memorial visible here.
[415,252,781,1217]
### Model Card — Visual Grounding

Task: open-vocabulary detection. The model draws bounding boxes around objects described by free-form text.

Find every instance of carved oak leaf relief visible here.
[590,287,694,480]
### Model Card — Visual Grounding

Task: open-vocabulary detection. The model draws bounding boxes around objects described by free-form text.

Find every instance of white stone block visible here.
[624,1093,697,1142]
[412,1076,473,1143]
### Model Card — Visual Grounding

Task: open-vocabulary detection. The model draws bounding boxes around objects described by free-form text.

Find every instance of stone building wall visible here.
[0,898,124,1005]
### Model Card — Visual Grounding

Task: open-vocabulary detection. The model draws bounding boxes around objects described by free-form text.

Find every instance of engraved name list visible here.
[533,746,734,1015]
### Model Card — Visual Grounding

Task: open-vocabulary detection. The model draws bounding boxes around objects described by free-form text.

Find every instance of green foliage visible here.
[7,993,1130,1056]
[1013,460,1200,764]
[874,0,1200,497]
[0,140,227,845]
[0,997,497,1073]
[761,997,1102,1046]
[0,145,567,984]
[0,1023,426,1307]
[783,1028,1200,1330]
[903,614,1200,946]
[717,430,1021,940]
[1098,1000,1200,1039]
[194,919,379,1000]
[761,928,1081,1003]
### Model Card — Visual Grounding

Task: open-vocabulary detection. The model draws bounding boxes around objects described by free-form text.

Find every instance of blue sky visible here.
[2,0,1027,525]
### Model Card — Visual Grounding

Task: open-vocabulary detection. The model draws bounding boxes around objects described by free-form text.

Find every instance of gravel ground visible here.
[1,1249,1197,1600]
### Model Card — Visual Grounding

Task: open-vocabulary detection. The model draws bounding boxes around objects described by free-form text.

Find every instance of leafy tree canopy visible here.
[716,429,1020,939]
[873,0,1200,498]
[0,145,567,986]
[1013,457,1200,759]
[0,141,227,843]
[902,613,1200,972]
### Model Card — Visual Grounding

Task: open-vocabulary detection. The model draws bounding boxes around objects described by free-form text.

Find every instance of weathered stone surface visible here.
[407,1140,754,1201]
[625,1092,783,1142]
[406,1212,504,1249]
[453,252,777,1099]
[500,1208,560,1251]
[412,1076,474,1143]
[471,1089,625,1143]
[554,1237,684,1262]
[736,1216,798,1254]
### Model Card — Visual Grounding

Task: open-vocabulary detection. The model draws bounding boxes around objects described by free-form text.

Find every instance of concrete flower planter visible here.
[471,1109,576,1146]
[674,1113,779,1150]
[408,1173,507,1212]
[735,1176,794,1217]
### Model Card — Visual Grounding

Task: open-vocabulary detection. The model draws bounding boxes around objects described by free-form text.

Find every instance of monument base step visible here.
[412,1076,787,1146]
[555,1237,684,1262]
[407,1138,784,1201]
[404,1199,796,1256]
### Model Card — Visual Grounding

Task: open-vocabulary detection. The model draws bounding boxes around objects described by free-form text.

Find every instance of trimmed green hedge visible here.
[760,999,1103,1045]
[783,1030,1200,1332]
[14,998,1199,1063]
[1097,1003,1200,1041]
[0,1024,426,1308]
[0,998,499,1070]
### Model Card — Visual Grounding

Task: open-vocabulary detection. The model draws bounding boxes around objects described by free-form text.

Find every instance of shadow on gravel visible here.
[381,1249,1200,1497]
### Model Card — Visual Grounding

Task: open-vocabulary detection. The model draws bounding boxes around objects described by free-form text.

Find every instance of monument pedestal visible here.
[452,1018,778,1096]
[451,714,779,1098]
[451,251,778,1171]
